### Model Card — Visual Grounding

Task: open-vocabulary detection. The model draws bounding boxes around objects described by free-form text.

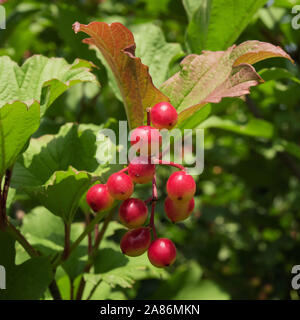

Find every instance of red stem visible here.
[156,159,186,171]
[86,214,93,256]
[118,167,128,174]
[146,108,151,126]
[150,173,157,239]
[62,222,71,260]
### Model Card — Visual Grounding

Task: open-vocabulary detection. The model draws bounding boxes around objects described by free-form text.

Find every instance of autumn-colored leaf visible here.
[161,41,293,124]
[73,21,169,129]
[230,41,294,66]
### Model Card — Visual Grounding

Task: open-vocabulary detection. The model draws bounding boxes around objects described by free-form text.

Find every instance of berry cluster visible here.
[86,102,196,268]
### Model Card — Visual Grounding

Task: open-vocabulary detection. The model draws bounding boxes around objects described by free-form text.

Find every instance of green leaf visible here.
[151,261,229,300]
[133,23,183,87]
[259,68,300,85]
[73,21,169,129]
[36,167,92,223]
[161,40,292,124]
[0,230,53,300]
[273,139,300,160]
[22,207,65,255]
[21,206,91,280]
[185,0,268,53]
[199,116,274,139]
[0,101,40,177]
[0,55,99,115]
[12,122,113,189]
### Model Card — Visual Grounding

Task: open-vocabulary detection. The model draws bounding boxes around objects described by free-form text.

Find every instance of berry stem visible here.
[146,107,151,126]
[156,159,186,171]
[118,167,128,174]
[150,173,157,239]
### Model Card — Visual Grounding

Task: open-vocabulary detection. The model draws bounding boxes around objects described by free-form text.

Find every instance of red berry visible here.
[150,102,178,130]
[119,198,148,229]
[130,125,161,156]
[164,197,195,222]
[107,172,134,200]
[166,171,196,201]
[148,238,176,268]
[120,227,151,257]
[86,184,114,212]
[128,157,155,184]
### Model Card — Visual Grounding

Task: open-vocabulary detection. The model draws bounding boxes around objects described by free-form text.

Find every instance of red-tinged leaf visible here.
[73,21,169,129]
[203,64,264,104]
[161,41,292,124]
[230,41,294,66]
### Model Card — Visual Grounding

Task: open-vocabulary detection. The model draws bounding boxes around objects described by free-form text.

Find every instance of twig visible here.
[86,214,93,256]
[0,169,12,229]
[52,210,107,269]
[93,209,114,249]
[62,222,71,260]
[94,223,99,242]
[86,279,102,300]
[49,279,62,300]
[75,209,115,300]
[6,222,39,257]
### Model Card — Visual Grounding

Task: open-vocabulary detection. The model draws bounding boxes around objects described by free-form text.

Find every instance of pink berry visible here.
[86,184,114,212]
[107,172,134,200]
[120,227,151,257]
[150,102,178,130]
[166,171,196,201]
[119,198,148,229]
[148,238,177,268]
[164,197,195,222]
[130,125,161,156]
[128,157,155,184]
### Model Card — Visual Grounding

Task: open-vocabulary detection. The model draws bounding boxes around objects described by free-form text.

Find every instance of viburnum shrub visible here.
[0,13,294,299]
[86,107,196,268]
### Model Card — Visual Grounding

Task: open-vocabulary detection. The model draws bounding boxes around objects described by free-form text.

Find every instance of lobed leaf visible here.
[36,167,92,223]
[0,101,40,177]
[73,21,169,129]
[0,55,99,115]
[230,40,294,66]
[12,122,113,189]
[161,41,293,124]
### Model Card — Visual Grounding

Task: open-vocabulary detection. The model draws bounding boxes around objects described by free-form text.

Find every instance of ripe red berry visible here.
[119,198,148,229]
[166,171,196,201]
[86,184,114,212]
[128,157,155,184]
[164,197,195,222]
[150,102,178,130]
[120,227,151,257]
[107,172,134,200]
[148,238,177,268]
[130,125,161,156]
